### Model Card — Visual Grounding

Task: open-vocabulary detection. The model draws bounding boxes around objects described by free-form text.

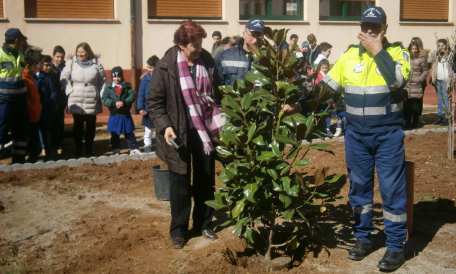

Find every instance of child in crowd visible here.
[23,48,42,162]
[312,42,332,70]
[37,55,65,159]
[136,55,159,153]
[102,66,141,155]
[313,59,343,137]
[51,45,66,153]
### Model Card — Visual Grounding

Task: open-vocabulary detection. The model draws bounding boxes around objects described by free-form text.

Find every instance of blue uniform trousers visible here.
[0,94,28,163]
[345,127,407,251]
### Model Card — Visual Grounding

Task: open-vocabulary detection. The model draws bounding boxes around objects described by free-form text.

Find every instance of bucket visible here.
[151,165,170,201]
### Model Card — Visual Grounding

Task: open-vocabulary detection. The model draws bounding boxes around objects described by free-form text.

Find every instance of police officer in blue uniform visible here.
[322,7,410,272]
[0,28,28,163]
[215,19,265,86]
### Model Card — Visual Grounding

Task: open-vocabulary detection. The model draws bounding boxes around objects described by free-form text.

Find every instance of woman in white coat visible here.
[61,42,105,157]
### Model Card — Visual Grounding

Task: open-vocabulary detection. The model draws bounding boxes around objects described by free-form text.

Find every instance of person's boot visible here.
[377,249,405,272]
[348,240,374,261]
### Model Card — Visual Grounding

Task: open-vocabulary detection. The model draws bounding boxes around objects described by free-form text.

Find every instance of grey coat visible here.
[61,57,105,115]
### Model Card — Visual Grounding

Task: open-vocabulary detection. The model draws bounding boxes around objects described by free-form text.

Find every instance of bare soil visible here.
[1,132,455,274]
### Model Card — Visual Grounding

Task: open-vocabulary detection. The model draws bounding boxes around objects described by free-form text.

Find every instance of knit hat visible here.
[111,66,123,79]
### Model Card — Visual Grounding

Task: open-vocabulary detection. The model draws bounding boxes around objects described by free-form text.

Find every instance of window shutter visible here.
[0,0,3,18]
[149,0,222,19]
[401,0,448,21]
[25,0,114,19]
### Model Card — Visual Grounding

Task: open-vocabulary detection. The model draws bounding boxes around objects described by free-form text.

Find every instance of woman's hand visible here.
[164,127,177,145]
[139,110,147,116]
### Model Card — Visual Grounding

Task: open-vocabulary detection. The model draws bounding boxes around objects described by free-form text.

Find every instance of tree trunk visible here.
[448,83,455,160]
[265,220,275,261]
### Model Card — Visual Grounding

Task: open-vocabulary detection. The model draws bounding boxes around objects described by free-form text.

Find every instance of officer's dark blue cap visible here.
[246,19,265,34]
[5,28,27,43]
[361,6,387,25]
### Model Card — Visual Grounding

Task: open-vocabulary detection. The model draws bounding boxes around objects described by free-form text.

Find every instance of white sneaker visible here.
[129,149,142,156]
[333,127,343,137]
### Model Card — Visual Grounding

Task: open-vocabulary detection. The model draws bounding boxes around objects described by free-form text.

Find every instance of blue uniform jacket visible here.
[136,73,153,128]
[215,45,252,86]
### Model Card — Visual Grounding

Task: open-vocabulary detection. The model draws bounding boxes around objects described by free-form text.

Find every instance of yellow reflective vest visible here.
[0,47,26,95]
[323,42,411,132]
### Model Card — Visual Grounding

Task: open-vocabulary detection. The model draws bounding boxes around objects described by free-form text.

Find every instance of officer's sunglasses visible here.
[247,30,264,40]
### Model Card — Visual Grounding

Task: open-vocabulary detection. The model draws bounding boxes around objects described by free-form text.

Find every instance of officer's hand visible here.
[164,127,177,146]
[357,30,384,56]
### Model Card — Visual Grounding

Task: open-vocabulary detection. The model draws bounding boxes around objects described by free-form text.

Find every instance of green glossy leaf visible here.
[247,123,257,144]
[289,184,300,197]
[216,146,233,158]
[279,193,292,208]
[232,199,246,218]
[243,183,258,203]
[271,140,281,156]
[281,177,292,195]
[252,135,266,146]
[325,174,343,184]
[258,151,275,161]
[222,95,241,113]
[273,181,282,192]
[244,227,254,244]
[310,143,330,152]
[241,93,254,110]
[267,169,279,180]
[205,200,226,210]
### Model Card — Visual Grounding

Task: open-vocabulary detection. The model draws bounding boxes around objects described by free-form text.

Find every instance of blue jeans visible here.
[436,80,449,118]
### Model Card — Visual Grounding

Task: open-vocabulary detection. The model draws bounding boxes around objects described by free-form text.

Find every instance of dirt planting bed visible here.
[1,132,455,274]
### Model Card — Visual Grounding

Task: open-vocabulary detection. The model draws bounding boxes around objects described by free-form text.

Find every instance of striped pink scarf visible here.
[177,50,225,155]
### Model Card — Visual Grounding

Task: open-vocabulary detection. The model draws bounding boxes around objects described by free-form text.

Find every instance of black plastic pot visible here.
[151,165,170,201]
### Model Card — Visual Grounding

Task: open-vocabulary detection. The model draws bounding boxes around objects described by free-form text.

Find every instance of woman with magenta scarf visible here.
[147,20,223,249]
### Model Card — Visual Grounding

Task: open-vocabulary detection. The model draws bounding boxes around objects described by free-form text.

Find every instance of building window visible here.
[319,0,375,21]
[148,0,222,19]
[239,0,303,20]
[0,0,4,18]
[24,0,114,19]
[400,0,448,22]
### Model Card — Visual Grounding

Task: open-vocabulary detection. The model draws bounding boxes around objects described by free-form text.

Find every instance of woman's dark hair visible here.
[53,45,65,56]
[147,55,159,67]
[408,40,423,57]
[173,20,207,46]
[290,34,298,40]
[410,37,424,51]
[75,42,95,60]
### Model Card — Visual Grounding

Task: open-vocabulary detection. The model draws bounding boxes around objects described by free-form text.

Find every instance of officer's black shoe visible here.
[348,240,374,261]
[201,228,218,240]
[377,249,405,272]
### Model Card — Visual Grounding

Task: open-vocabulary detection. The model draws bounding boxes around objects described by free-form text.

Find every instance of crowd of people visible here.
[0,18,452,164]
[1,5,455,272]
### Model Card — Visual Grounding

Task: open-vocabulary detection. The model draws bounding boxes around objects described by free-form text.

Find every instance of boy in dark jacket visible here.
[102,66,140,155]
[37,55,65,159]
[136,55,159,152]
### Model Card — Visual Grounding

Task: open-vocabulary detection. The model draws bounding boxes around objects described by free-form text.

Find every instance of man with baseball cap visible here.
[322,6,410,272]
[215,18,265,86]
[0,28,29,163]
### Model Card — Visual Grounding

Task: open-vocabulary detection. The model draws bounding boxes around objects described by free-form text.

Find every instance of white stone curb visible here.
[0,152,157,172]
